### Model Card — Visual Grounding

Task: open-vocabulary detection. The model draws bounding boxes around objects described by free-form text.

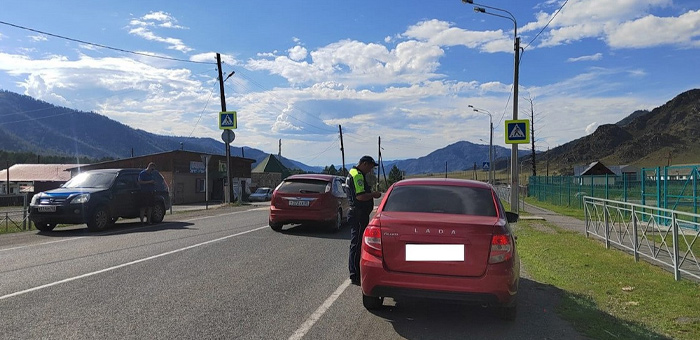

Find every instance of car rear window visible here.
[276,179,329,194]
[382,185,497,216]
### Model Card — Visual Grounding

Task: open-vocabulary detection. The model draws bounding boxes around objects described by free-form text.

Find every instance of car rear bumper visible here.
[269,206,336,225]
[360,252,519,306]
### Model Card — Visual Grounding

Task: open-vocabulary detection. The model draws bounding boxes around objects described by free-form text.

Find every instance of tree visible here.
[387,165,403,186]
[322,164,338,175]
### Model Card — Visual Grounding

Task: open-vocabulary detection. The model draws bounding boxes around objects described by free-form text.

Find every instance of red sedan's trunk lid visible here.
[379,211,498,277]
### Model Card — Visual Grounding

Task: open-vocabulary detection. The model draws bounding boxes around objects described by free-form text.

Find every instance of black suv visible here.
[29,169,171,232]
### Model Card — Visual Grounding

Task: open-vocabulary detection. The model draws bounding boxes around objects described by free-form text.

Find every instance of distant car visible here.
[359,178,520,320]
[268,174,350,232]
[249,187,273,202]
[29,169,171,232]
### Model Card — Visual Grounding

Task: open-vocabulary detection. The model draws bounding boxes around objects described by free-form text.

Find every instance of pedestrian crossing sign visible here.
[505,119,530,144]
[219,111,237,130]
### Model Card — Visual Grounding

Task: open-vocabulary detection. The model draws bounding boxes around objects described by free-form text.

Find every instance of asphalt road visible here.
[0,205,586,340]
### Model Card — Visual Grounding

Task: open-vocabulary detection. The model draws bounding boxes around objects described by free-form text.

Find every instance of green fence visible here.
[528,174,641,209]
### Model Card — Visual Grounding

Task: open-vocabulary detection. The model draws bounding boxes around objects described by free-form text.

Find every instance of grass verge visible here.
[515,216,700,339]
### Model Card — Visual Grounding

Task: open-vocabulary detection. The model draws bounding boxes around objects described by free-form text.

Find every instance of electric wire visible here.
[0,20,216,65]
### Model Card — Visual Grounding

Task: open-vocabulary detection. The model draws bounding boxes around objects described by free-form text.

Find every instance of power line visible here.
[522,0,569,53]
[0,20,216,65]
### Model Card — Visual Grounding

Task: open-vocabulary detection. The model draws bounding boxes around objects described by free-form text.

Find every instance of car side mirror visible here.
[505,211,519,223]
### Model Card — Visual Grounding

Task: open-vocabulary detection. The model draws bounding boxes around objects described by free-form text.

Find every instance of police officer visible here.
[347,155,382,285]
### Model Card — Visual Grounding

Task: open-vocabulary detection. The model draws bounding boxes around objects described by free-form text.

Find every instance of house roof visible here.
[252,154,287,173]
[0,164,78,182]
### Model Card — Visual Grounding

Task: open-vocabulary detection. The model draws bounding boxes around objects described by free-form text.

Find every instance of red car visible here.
[269,174,350,232]
[360,178,520,320]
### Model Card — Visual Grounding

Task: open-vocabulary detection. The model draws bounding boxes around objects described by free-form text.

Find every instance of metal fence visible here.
[583,196,700,281]
[0,194,31,233]
[1,209,31,232]
[529,165,700,215]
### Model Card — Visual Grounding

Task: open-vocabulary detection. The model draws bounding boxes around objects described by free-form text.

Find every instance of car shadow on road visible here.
[36,221,196,237]
[366,278,670,340]
[279,223,351,240]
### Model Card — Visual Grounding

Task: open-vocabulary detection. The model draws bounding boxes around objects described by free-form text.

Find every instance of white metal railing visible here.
[584,196,700,281]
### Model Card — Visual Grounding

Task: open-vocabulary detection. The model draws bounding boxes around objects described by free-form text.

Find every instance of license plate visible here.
[406,244,464,261]
[288,200,310,207]
[38,206,57,213]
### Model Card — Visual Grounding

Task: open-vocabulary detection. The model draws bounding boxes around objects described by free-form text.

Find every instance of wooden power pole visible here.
[339,125,346,176]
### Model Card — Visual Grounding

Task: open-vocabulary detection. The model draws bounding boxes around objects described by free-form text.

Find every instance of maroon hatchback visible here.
[360,178,520,320]
[269,174,350,232]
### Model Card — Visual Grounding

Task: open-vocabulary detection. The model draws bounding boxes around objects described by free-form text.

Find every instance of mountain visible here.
[386,141,529,175]
[0,90,319,172]
[540,88,700,175]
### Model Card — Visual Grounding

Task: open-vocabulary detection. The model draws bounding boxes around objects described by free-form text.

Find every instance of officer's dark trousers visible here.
[348,207,371,280]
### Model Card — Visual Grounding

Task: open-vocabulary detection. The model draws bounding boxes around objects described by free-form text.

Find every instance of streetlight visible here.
[469,105,493,184]
[462,0,521,213]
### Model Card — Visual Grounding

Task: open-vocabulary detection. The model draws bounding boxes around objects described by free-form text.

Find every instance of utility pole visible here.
[216,53,232,204]
[339,125,346,176]
[278,139,282,158]
[377,136,381,190]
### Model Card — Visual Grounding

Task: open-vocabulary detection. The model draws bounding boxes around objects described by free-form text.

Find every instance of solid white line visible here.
[0,225,269,301]
[288,279,352,340]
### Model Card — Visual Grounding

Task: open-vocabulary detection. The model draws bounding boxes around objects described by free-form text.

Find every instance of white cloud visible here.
[29,34,48,42]
[606,10,700,48]
[520,0,700,51]
[402,19,510,53]
[585,122,598,134]
[128,27,193,53]
[567,53,603,62]
[127,12,192,53]
[288,46,307,61]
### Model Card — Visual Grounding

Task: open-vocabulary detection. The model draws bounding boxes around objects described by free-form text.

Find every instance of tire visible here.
[329,210,343,232]
[35,222,56,232]
[270,221,283,232]
[362,294,384,310]
[87,206,112,232]
[150,203,166,223]
[497,301,517,321]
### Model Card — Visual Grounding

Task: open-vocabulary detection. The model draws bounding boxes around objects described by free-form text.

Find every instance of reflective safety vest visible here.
[346,167,372,211]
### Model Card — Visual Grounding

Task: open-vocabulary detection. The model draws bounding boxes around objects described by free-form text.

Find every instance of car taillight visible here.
[489,234,513,264]
[362,225,382,258]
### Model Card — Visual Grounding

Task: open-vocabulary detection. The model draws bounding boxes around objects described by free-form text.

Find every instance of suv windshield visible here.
[382,185,497,216]
[62,172,117,189]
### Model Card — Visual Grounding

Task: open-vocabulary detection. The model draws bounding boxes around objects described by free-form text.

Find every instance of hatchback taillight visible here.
[362,224,382,258]
[489,234,513,264]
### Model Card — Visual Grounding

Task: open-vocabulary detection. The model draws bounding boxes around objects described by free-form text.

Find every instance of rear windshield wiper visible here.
[299,189,320,194]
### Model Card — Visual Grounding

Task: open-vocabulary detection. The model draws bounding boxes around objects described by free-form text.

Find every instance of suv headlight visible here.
[70,194,90,204]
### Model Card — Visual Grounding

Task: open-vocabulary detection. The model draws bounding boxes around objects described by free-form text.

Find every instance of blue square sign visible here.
[505,119,530,144]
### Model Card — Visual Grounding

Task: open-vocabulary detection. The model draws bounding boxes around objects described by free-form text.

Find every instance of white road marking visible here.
[0,208,268,252]
[0,225,269,301]
[288,279,352,340]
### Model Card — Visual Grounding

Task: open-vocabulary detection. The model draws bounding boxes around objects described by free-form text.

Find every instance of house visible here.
[251,154,288,190]
[574,161,616,186]
[69,150,255,204]
[0,164,77,195]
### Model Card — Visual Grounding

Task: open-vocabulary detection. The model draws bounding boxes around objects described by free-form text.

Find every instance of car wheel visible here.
[497,301,517,321]
[362,294,384,310]
[329,209,343,232]
[35,222,56,232]
[270,221,283,232]
[151,203,166,223]
[87,206,112,232]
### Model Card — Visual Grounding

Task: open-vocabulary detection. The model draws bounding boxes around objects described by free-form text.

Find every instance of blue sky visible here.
[1,0,699,167]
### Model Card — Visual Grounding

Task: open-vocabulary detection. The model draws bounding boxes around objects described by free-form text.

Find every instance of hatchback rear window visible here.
[276,179,330,194]
[382,185,497,216]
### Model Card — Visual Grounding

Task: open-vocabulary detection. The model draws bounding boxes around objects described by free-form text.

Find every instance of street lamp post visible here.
[462,0,521,213]
[469,105,493,184]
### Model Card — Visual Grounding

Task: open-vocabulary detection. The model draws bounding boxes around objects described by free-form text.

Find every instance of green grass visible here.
[512,202,700,339]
